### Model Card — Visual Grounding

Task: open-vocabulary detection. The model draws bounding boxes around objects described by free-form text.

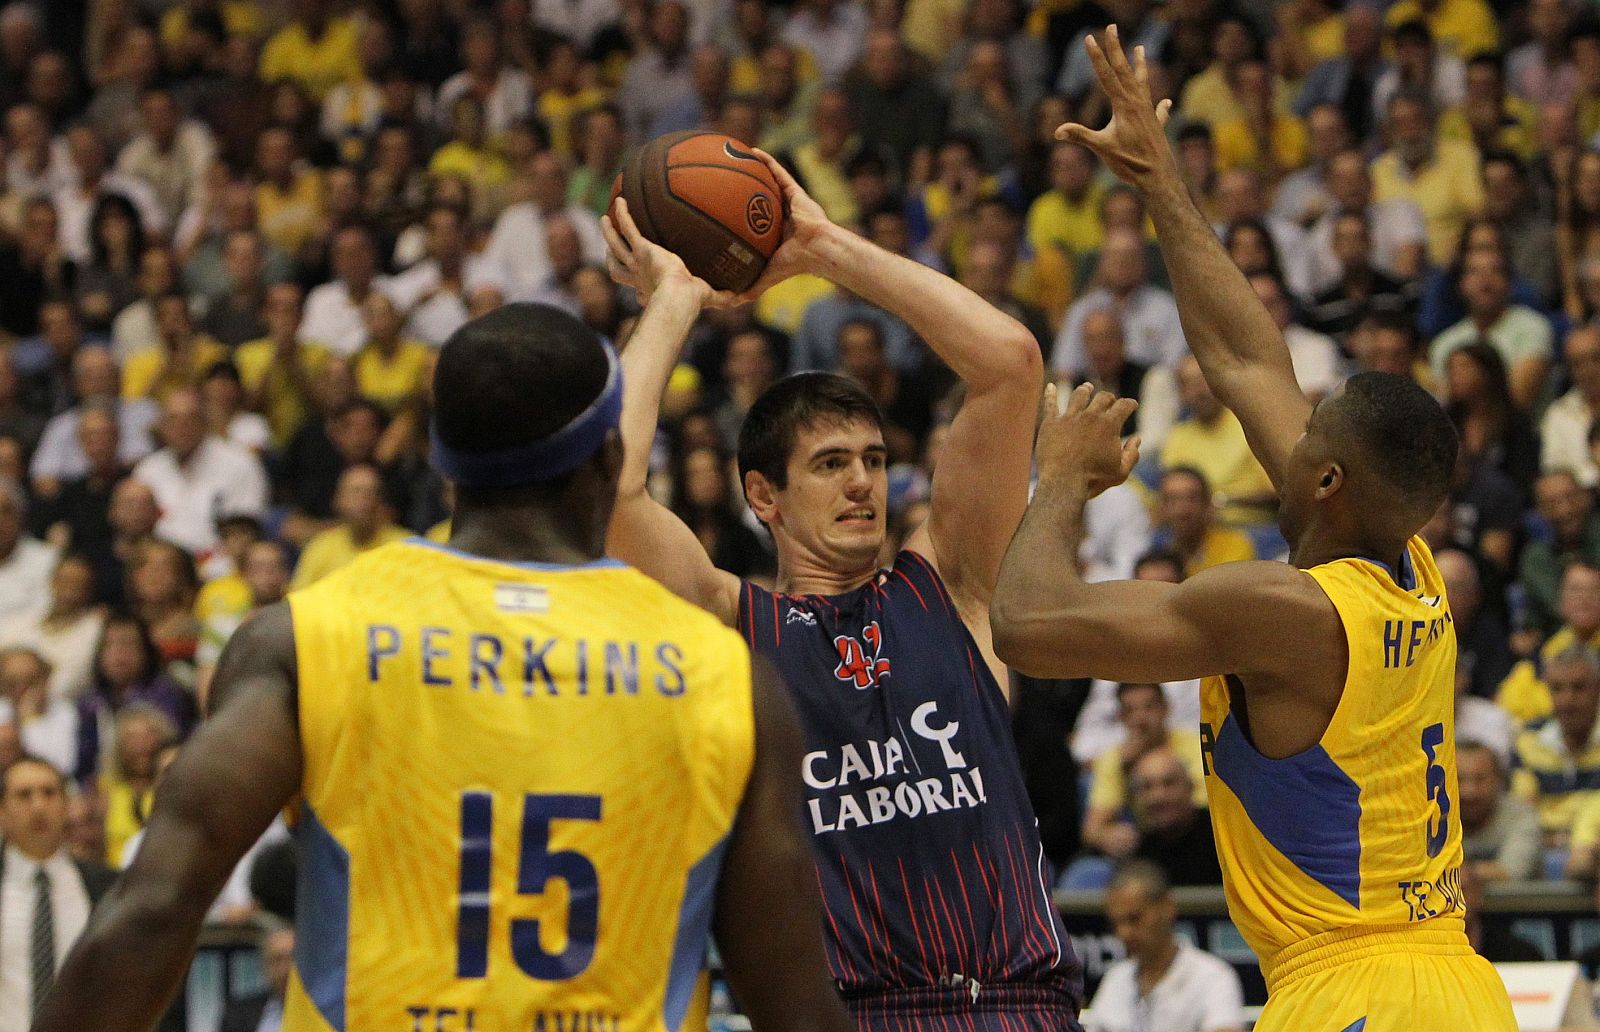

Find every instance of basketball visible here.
[609,131,785,293]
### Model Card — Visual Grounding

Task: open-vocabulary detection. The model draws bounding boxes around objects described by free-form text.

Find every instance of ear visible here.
[743,469,781,528]
[1315,461,1344,501]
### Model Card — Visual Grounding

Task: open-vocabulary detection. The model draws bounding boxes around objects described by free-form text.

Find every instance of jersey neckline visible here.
[403,537,628,572]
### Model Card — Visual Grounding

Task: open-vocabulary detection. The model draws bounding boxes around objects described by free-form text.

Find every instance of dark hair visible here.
[202,360,242,385]
[1479,149,1524,179]
[89,193,145,268]
[1160,465,1211,496]
[96,611,163,690]
[1444,340,1514,413]
[433,303,611,501]
[1466,52,1505,76]
[1360,309,1419,346]
[1224,218,1284,281]
[1328,372,1459,517]
[737,372,882,491]
[333,397,388,429]
[1133,548,1185,579]
[1391,19,1434,47]
[0,755,66,796]
[1175,121,1213,146]
[1115,681,1165,705]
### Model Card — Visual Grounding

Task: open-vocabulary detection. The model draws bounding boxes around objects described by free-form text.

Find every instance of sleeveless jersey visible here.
[1199,537,1465,975]
[739,550,1082,1013]
[284,539,755,1032]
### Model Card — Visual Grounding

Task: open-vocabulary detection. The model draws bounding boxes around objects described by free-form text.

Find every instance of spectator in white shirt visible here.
[1086,861,1245,1032]
[0,649,79,779]
[0,555,103,702]
[0,480,56,622]
[1070,308,1180,455]
[484,151,606,304]
[113,86,216,225]
[29,348,158,499]
[1213,169,1316,298]
[782,0,869,83]
[0,756,113,1032]
[4,101,73,200]
[300,224,391,358]
[1306,150,1429,291]
[1542,324,1600,487]
[434,17,534,139]
[1081,482,1153,585]
[384,203,502,346]
[130,389,268,557]
[1052,228,1188,376]
[1248,271,1344,401]
[51,124,164,265]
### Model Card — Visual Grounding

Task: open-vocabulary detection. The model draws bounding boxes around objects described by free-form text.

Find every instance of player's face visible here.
[770,420,888,570]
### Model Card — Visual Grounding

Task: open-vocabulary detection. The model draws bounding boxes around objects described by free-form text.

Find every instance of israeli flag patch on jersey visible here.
[495,583,550,614]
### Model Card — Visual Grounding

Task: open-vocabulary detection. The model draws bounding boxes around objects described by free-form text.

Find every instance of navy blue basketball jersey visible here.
[739,550,1082,1015]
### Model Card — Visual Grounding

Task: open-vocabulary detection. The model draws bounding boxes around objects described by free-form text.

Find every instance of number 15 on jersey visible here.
[457,792,603,981]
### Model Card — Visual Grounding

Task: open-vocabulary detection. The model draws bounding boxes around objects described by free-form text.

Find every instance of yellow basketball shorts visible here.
[1254,945,1517,1032]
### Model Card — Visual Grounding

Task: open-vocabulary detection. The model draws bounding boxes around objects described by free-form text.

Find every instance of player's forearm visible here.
[1142,176,1299,392]
[616,280,702,498]
[33,885,207,1032]
[807,225,1040,393]
[991,476,1096,675]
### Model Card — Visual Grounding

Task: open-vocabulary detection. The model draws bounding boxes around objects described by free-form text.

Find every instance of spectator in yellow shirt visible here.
[1385,0,1499,60]
[258,0,361,101]
[428,95,512,212]
[1160,357,1279,526]
[1371,90,1486,265]
[290,464,408,589]
[253,126,323,258]
[1440,54,1538,160]
[788,88,861,227]
[1499,561,1600,723]
[351,293,432,413]
[536,39,605,157]
[1156,466,1259,577]
[1026,140,1106,263]
[1213,59,1310,183]
[122,294,229,403]
[235,283,332,448]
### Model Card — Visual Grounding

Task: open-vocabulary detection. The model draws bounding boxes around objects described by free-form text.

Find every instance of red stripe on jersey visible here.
[897,857,934,981]
[891,568,929,610]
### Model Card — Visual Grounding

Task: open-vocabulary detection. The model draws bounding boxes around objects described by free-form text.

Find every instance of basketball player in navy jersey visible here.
[602,154,1083,1030]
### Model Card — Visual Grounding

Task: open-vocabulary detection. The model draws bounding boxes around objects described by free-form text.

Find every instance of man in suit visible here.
[0,755,115,1031]
[219,923,294,1032]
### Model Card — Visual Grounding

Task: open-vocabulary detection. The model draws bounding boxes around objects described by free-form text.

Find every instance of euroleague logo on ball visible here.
[746,193,775,235]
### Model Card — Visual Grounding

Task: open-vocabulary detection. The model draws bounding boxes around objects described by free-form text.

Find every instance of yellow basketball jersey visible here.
[282,539,755,1032]
[1199,537,1464,982]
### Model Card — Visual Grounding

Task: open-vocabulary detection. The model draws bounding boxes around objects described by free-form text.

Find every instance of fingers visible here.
[1110,396,1139,425]
[1134,44,1148,88]
[751,147,805,201]
[1120,436,1142,477]
[1156,98,1173,127]
[1065,381,1095,415]
[1105,23,1136,82]
[611,197,647,250]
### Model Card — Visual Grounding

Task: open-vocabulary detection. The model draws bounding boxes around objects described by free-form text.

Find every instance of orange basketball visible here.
[609,131,785,292]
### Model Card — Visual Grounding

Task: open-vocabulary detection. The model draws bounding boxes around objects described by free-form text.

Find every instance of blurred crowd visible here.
[6,0,1600,1021]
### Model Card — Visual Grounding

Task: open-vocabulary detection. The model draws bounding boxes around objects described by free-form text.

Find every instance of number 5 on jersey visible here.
[457,792,602,980]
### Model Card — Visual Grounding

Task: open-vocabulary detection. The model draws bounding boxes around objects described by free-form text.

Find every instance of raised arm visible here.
[602,202,742,626]
[746,152,1045,609]
[714,654,854,1032]
[1060,29,1310,490]
[34,604,302,1032]
[991,384,1340,684]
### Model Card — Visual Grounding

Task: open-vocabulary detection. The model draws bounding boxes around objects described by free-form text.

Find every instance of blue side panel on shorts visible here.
[1211,714,1363,908]
[1339,1018,1368,1032]
[295,803,351,1032]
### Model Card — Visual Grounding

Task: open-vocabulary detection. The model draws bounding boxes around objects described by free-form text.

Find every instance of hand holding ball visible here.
[608,131,786,293]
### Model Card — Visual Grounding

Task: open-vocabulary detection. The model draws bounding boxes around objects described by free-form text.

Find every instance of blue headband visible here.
[430,343,624,488]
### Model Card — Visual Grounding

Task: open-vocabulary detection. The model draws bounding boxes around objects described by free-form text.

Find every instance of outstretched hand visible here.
[1036,382,1141,498]
[602,198,737,309]
[1055,27,1178,190]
